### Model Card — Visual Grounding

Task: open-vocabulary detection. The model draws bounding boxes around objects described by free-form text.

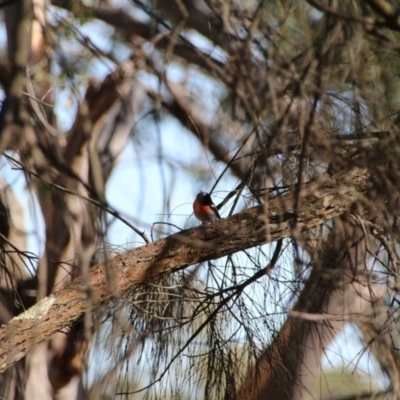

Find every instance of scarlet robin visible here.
[193,191,221,223]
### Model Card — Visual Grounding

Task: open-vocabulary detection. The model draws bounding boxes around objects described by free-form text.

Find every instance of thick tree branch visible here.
[0,168,370,373]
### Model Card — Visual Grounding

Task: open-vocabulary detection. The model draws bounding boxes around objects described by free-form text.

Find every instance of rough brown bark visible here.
[0,167,370,374]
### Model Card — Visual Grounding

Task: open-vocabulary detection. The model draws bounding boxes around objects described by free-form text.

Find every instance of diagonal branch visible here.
[0,167,370,373]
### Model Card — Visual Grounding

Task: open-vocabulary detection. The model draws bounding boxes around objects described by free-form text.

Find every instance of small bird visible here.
[193,191,221,223]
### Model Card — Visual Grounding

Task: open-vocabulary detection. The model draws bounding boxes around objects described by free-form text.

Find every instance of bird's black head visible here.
[197,191,213,205]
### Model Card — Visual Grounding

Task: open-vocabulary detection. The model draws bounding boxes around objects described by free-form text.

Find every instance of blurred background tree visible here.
[0,0,400,399]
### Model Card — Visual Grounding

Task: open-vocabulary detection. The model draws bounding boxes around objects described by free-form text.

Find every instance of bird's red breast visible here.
[193,191,221,222]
